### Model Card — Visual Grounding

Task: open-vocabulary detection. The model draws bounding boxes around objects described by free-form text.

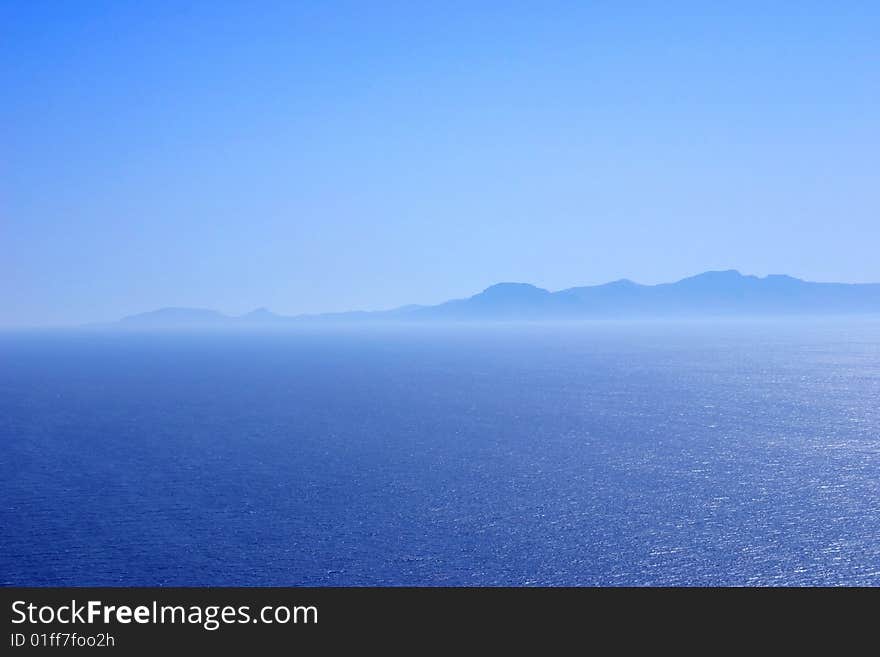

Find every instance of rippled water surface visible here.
[2,321,879,585]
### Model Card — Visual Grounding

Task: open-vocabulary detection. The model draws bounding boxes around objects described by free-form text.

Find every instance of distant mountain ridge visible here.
[114,270,880,327]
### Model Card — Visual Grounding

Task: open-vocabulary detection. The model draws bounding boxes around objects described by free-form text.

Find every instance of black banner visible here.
[0,586,872,651]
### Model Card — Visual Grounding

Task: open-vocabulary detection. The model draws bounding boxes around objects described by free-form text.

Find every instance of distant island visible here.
[114,270,880,327]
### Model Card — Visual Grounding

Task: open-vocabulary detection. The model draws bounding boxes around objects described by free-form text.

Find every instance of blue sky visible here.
[2,1,878,325]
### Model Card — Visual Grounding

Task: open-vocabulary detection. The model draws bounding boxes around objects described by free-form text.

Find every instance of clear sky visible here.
[2,1,878,326]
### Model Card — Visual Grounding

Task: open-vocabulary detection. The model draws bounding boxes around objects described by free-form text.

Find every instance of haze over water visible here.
[2,320,878,586]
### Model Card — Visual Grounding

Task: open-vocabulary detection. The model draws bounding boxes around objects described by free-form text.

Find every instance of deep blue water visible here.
[1,321,879,586]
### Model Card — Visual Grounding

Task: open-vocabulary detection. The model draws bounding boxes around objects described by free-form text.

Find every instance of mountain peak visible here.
[239,307,286,323]
[477,282,550,298]
[673,270,754,288]
[242,307,276,318]
[684,269,743,280]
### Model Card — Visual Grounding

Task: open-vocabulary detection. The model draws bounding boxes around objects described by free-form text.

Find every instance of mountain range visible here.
[114,270,880,327]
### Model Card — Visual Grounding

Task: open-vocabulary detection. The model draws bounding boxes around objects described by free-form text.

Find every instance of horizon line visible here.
[4,268,879,329]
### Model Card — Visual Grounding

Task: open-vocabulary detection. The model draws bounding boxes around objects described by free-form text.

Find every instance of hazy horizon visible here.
[3,3,878,327]
[9,269,880,329]
[8,268,878,329]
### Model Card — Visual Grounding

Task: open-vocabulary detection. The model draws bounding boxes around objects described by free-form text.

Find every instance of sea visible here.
[1,320,879,586]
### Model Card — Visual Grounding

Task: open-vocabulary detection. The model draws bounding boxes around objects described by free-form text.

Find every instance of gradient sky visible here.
[2,1,878,326]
